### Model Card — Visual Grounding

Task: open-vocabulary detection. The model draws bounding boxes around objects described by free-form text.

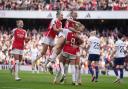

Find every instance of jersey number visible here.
[119,46,124,53]
[71,38,75,46]
[93,42,100,49]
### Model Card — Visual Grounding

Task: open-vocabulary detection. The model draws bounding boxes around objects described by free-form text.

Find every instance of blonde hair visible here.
[75,23,85,32]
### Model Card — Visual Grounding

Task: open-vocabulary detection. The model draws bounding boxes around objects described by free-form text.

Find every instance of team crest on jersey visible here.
[16,30,25,38]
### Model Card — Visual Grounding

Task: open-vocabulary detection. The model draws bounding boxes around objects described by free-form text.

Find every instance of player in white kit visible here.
[111,33,126,83]
[30,44,39,73]
[87,31,101,82]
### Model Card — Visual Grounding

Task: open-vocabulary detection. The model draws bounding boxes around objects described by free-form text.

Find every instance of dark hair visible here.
[118,32,123,39]
[16,20,23,24]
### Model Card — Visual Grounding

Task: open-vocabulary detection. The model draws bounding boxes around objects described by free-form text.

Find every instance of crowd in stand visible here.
[0,0,128,11]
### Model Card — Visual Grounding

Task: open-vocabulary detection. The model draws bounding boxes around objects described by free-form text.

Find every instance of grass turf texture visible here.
[0,70,128,89]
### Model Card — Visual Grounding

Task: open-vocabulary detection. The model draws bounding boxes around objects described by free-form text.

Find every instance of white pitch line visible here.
[1,87,32,89]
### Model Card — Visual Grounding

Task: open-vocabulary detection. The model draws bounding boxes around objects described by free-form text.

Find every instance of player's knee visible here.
[119,66,124,69]
[56,40,65,47]
[116,65,119,69]
[75,65,79,70]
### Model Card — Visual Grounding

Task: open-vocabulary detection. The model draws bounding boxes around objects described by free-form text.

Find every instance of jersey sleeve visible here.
[88,37,91,45]
[25,30,27,38]
[115,41,118,47]
[12,28,17,35]
[49,18,56,29]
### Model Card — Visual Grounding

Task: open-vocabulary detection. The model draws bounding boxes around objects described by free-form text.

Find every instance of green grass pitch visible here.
[0,70,128,89]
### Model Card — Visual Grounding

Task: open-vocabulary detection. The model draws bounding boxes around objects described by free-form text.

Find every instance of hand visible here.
[73,30,80,34]
[72,45,78,48]
[59,28,63,32]
[76,22,81,25]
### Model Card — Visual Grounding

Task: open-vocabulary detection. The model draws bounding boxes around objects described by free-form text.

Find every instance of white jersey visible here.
[88,36,100,55]
[30,48,39,60]
[115,39,125,58]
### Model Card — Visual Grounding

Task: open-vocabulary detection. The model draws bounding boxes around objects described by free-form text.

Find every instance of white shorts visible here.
[58,29,71,38]
[61,51,76,60]
[31,56,37,61]
[41,36,55,46]
[11,48,23,55]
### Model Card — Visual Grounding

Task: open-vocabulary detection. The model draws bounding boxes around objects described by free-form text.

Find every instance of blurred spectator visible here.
[0,0,128,10]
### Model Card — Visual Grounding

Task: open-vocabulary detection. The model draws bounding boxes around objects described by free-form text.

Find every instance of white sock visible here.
[49,52,57,62]
[36,65,40,73]
[32,64,34,73]
[11,64,15,74]
[77,66,81,83]
[15,60,19,78]
[34,64,36,72]
[47,62,52,68]
[64,64,69,77]
[71,65,76,82]
[75,65,79,83]
[59,62,64,75]
[18,62,21,71]
[64,64,69,79]
[11,64,14,69]
[54,67,61,82]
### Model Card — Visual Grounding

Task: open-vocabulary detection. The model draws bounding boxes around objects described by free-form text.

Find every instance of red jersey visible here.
[113,4,120,10]
[65,17,76,29]
[45,18,62,39]
[12,28,26,50]
[126,5,128,10]
[63,32,79,55]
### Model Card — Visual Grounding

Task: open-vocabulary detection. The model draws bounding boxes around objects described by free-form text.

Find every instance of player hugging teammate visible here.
[53,23,85,85]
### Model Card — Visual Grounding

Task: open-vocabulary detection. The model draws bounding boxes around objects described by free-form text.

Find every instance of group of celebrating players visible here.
[9,10,128,86]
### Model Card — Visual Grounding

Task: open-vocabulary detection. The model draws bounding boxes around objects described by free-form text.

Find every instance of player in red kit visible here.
[48,11,80,62]
[10,20,29,81]
[53,24,84,85]
[34,11,63,69]
[47,11,81,74]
